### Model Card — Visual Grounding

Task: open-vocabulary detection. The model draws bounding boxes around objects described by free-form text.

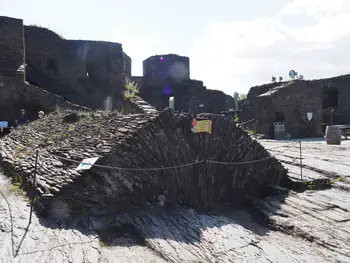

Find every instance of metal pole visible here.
[299,141,303,181]
[330,111,333,125]
[204,133,210,211]
[29,149,39,225]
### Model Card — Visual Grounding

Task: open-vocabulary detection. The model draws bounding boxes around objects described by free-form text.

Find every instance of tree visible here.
[233,92,247,110]
[239,93,247,100]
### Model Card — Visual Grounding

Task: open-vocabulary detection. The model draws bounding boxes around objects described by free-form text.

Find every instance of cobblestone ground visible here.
[1,138,349,262]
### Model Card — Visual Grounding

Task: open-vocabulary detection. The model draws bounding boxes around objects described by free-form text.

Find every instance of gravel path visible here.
[1,138,349,262]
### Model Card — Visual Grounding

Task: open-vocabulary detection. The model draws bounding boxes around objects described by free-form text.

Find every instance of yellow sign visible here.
[191,120,212,134]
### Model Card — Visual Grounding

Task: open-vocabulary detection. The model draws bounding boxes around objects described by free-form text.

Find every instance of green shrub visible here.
[123,77,140,99]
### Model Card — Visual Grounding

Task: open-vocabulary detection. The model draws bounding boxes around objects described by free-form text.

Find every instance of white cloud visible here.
[280,0,346,17]
[190,0,350,95]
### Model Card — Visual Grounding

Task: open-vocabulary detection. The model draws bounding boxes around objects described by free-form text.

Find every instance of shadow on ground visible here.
[2,165,334,259]
[21,172,333,251]
[35,192,293,247]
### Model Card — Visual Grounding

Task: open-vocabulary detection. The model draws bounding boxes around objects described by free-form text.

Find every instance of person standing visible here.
[11,119,19,130]
[18,109,29,125]
[38,111,45,119]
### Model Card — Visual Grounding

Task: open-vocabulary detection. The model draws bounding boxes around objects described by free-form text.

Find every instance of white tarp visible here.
[75,157,99,171]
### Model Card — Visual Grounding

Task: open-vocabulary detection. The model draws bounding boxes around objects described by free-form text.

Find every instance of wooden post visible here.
[299,141,303,181]
[29,149,39,225]
[203,133,210,211]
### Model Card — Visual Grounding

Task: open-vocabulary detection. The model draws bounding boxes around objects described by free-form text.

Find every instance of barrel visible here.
[325,125,341,145]
[273,122,285,139]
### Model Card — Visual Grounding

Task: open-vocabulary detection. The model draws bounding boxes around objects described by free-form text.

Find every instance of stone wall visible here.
[123,52,132,76]
[0,16,24,74]
[1,16,236,118]
[0,107,288,216]
[0,73,87,124]
[121,97,158,115]
[138,53,235,113]
[136,77,235,113]
[143,54,190,81]
[186,80,206,113]
[204,90,235,113]
[312,75,350,126]
[0,17,86,124]
[136,77,197,111]
[23,26,130,109]
[240,81,292,123]
[256,81,323,138]
[244,75,350,138]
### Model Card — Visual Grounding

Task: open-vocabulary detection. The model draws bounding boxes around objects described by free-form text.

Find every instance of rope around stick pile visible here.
[49,153,205,171]
[0,139,298,171]
[207,142,299,165]
[45,142,298,170]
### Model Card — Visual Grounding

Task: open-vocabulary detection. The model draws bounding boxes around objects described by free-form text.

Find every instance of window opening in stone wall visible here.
[46,58,58,73]
[322,87,338,109]
[274,112,284,122]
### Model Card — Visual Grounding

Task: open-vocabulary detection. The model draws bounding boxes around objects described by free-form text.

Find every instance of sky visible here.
[2,0,350,95]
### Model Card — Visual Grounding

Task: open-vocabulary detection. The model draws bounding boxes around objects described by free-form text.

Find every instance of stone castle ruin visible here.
[0,15,290,217]
[2,15,350,263]
[0,16,235,125]
[135,54,235,113]
[0,17,86,124]
[241,75,350,138]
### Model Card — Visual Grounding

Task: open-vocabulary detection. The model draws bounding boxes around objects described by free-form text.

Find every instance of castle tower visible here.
[143,54,190,81]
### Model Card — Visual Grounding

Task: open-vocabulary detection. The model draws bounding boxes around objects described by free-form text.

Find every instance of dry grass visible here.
[28,24,65,39]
